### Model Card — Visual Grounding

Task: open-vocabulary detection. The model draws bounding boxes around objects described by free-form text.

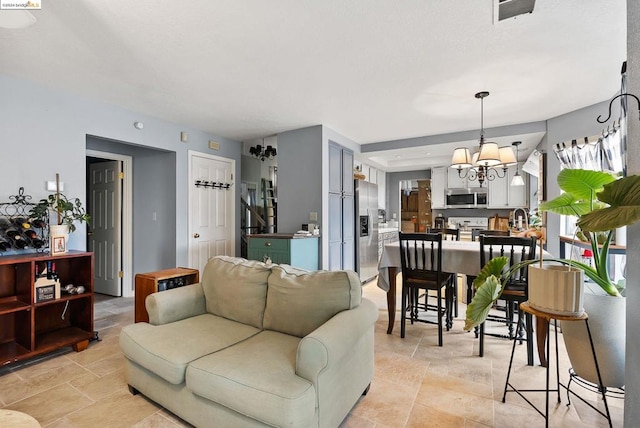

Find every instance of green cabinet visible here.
[247,235,319,271]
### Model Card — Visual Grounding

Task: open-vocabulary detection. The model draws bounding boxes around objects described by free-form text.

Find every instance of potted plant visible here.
[465,168,640,388]
[29,193,90,254]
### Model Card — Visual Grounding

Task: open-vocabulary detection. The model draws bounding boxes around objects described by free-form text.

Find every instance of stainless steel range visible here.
[447,216,489,241]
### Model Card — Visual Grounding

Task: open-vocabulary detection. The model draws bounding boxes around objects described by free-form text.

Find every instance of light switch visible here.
[310,212,318,221]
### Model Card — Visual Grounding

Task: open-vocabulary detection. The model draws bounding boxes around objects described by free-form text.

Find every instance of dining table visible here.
[377,239,553,365]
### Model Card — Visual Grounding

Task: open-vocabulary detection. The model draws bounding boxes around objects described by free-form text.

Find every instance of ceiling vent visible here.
[495,0,536,22]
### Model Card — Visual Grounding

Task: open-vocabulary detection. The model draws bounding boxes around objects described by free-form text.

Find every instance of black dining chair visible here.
[428,227,461,317]
[477,235,537,364]
[429,228,461,241]
[471,229,510,242]
[398,232,456,346]
[466,229,512,305]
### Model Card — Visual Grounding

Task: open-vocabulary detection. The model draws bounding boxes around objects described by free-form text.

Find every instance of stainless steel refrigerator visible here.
[355,180,379,282]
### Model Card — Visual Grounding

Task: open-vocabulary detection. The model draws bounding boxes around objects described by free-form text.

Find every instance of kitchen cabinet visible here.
[247,235,319,271]
[368,165,377,184]
[135,268,199,323]
[417,180,432,231]
[431,167,446,209]
[328,142,355,271]
[487,163,528,208]
[447,167,482,189]
[0,251,94,366]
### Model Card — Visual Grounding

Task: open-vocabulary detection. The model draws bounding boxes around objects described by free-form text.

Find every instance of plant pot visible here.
[561,289,625,388]
[528,264,584,316]
[49,224,69,255]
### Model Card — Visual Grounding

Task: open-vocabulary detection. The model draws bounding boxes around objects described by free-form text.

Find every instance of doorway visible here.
[400,179,432,232]
[86,150,133,297]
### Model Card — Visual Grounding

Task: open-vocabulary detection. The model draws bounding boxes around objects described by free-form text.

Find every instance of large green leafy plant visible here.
[465,168,640,331]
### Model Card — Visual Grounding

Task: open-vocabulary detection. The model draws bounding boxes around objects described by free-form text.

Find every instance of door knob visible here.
[193,233,200,238]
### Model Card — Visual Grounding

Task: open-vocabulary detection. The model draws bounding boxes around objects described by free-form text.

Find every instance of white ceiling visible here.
[0,0,627,171]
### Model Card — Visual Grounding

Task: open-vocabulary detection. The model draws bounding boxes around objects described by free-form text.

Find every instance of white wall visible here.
[0,74,242,270]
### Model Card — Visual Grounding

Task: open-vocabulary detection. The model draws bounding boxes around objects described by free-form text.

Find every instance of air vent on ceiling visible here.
[495,0,535,22]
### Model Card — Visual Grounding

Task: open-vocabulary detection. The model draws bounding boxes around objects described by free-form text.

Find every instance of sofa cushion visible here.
[263,265,362,337]
[186,331,316,427]
[120,313,260,385]
[201,256,271,329]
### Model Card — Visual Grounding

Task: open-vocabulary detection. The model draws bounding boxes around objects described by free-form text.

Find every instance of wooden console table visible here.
[135,268,199,323]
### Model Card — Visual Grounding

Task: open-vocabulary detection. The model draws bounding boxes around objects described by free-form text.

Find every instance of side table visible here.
[502,302,612,428]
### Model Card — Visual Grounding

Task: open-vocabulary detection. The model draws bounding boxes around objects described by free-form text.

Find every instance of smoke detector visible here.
[494,0,535,22]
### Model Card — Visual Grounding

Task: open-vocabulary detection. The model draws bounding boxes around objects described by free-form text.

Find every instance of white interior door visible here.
[89,160,122,296]
[189,152,235,274]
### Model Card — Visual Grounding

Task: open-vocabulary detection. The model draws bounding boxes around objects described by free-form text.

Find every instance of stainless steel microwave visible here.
[446,189,487,208]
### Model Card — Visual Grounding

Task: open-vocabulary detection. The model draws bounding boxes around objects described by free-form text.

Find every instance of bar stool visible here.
[502,302,612,428]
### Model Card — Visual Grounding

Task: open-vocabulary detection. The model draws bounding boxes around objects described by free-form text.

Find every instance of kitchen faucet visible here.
[512,208,528,230]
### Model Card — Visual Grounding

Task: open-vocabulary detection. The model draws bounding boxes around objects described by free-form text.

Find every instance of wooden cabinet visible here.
[247,235,319,271]
[431,167,446,209]
[417,179,432,231]
[328,142,355,271]
[0,251,94,366]
[134,268,199,323]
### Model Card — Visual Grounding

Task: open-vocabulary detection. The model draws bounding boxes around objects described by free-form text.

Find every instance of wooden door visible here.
[89,160,122,296]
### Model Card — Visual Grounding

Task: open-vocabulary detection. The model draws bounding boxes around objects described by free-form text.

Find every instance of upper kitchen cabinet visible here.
[487,163,528,208]
[447,167,482,188]
[355,161,378,184]
[431,167,446,209]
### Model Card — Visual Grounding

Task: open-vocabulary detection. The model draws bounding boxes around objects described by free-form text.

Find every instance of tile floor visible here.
[0,284,624,427]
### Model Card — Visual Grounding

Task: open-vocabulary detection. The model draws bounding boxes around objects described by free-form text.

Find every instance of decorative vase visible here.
[561,289,626,388]
[49,224,69,255]
[528,264,584,316]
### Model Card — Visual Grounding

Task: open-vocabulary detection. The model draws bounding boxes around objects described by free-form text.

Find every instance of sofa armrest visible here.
[296,298,378,382]
[146,283,207,325]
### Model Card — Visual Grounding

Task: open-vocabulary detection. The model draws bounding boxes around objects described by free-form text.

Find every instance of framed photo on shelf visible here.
[51,236,66,255]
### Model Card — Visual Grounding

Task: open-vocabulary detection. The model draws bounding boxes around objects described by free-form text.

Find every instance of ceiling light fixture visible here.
[450,91,517,187]
[510,141,525,186]
[249,143,277,161]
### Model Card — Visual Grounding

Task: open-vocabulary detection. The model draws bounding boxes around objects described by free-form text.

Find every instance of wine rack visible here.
[0,187,49,256]
[0,251,94,366]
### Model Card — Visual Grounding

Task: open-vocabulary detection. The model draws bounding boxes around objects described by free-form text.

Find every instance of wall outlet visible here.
[310,211,318,221]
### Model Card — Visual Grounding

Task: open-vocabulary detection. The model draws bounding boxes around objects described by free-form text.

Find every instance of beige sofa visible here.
[120,256,378,427]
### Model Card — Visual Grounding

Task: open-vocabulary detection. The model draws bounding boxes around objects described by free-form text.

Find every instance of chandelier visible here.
[450,91,517,187]
[249,144,277,161]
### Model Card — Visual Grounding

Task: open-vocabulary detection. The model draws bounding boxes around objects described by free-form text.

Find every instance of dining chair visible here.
[428,227,461,317]
[478,235,537,364]
[471,229,510,241]
[428,228,460,241]
[398,232,456,346]
[466,229,512,306]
